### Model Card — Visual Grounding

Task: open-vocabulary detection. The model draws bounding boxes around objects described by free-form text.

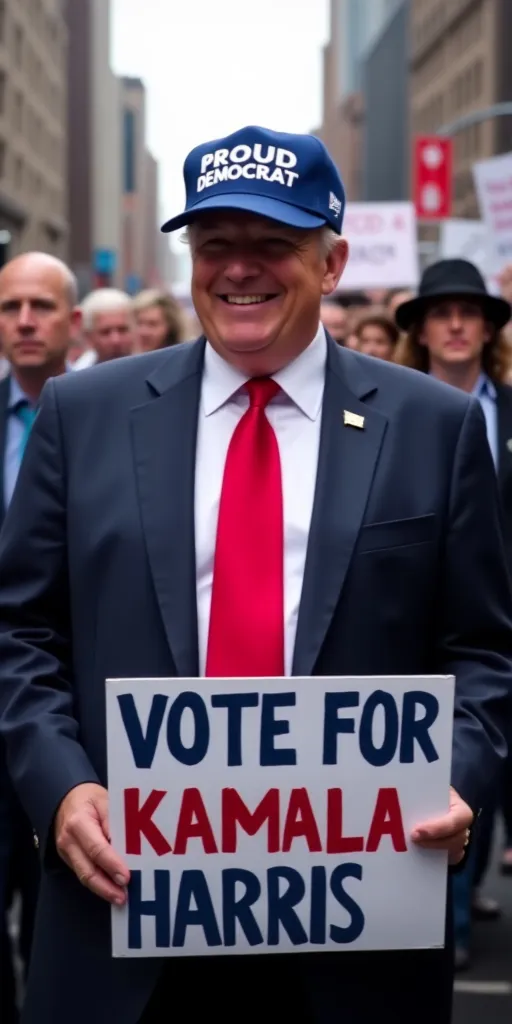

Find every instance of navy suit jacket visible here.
[0,336,511,1024]
[0,375,9,526]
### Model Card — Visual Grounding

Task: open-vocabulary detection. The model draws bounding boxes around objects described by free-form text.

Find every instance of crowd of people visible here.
[0,122,511,1023]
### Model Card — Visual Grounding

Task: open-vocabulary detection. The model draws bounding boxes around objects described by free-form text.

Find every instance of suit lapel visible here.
[0,375,10,524]
[130,340,205,677]
[496,384,512,485]
[292,341,388,676]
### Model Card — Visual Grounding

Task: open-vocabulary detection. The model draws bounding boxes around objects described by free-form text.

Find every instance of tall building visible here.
[409,0,512,218]
[66,0,122,296]
[362,1,409,201]
[0,0,69,261]
[143,154,174,289]
[121,76,148,294]
[315,0,403,198]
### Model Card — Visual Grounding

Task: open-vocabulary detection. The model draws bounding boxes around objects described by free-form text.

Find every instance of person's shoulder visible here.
[52,340,203,403]
[337,347,473,418]
[495,380,512,404]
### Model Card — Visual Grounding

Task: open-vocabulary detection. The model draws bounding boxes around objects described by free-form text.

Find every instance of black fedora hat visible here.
[395,258,511,331]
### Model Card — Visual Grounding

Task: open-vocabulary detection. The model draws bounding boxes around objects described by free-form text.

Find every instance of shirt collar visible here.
[472,372,496,401]
[202,323,327,421]
[7,366,71,410]
[7,375,31,410]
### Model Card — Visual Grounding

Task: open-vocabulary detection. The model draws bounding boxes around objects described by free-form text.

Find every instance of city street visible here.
[453,831,512,1024]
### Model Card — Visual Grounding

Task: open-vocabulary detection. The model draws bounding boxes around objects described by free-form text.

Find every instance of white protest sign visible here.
[439,219,488,273]
[340,202,419,290]
[473,152,512,274]
[106,675,454,958]
[439,219,500,295]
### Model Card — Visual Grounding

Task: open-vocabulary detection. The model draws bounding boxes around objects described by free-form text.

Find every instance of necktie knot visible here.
[246,377,280,409]
[13,399,36,428]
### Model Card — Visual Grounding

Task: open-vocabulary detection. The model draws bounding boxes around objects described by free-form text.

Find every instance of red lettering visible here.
[326,788,364,854]
[222,788,279,852]
[366,787,407,853]
[282,788,322,852]
[124,788,172,856]
[173,788,218,854]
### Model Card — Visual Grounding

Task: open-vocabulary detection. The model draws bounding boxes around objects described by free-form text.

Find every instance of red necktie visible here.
[205,377,285,677]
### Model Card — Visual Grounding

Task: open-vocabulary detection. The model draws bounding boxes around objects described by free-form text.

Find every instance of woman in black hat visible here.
[395,258,512,969]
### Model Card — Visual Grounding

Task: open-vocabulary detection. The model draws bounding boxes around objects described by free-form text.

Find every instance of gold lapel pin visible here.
[344,410,365,429]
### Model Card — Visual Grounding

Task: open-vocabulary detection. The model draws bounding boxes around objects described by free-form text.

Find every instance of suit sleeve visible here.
[0,378,99,855]
[440,397,512,812]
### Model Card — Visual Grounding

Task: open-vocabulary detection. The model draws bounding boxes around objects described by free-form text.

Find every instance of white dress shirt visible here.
[72,348,98,370]
[195,324,327,676]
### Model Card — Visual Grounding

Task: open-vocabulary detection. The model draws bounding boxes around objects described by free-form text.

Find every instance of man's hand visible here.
[410,787,474,865]
[55,783,130,905]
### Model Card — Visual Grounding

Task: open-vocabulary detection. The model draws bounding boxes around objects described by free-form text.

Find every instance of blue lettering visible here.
[166,693,209,766]
[211,693,259,766]
[267,867,308,946]
[118,694,168,769]
[400,692,439,763]
[222,868,264,946]
[260,693,296,766]
[128,869,170,949]
[323,692,359,765]
[310,866,327,944]
[172,870,222,947]
[329,864,365,943]
[359,690,398,767]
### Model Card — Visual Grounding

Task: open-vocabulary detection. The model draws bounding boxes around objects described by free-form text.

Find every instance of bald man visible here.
[0,252,80,1021]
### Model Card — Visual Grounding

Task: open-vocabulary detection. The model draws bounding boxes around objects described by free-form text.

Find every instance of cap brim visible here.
[395,292,511,331]
[161,192,329,234]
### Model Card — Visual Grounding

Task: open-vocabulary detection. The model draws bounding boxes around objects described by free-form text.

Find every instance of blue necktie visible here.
[13,400,37,458]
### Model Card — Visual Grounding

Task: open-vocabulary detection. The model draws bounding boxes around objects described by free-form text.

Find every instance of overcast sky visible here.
[111,0,329,246]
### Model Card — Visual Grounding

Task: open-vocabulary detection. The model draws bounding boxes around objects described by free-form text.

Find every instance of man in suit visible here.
[0,252,81,1020]
[394,261,512,967]
[0,127,510,1024]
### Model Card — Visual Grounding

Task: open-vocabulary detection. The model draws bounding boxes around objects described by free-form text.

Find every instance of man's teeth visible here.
[226,295,269,305]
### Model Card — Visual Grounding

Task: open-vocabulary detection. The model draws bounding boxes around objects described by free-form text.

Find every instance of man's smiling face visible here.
[190,211,348,376]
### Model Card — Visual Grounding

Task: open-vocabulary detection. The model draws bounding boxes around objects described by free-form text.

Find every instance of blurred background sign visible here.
[342,201,419,289]
[473,152,512,277]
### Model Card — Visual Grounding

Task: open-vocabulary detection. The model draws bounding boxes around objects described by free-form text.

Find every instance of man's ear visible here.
[322,239,349,296]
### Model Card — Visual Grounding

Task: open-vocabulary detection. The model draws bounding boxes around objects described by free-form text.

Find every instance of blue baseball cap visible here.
[161,125,346,235]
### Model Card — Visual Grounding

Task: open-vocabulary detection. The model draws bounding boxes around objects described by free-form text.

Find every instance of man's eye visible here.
[263,239,292,251]
[202,240,228,252]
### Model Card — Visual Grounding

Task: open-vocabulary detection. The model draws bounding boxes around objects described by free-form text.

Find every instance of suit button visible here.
[33,831,39,849]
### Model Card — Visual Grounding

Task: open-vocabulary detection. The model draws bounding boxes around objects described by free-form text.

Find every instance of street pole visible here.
[437,102,512,137]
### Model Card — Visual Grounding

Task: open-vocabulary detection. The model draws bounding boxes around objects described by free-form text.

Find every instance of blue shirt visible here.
[472,373,498,469]
[3,376,36,510]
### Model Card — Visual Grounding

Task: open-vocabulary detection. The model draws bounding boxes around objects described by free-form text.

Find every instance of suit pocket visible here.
[357,514,436,554]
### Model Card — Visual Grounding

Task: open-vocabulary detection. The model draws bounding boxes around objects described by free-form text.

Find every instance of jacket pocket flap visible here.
[357,514,436,553]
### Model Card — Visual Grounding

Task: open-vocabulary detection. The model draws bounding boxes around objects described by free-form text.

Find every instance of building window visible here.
[475,60,483,98]
[14,91,23,132]
[123,109,136,193]
[14,156,23,191]
[14,25,23,67]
